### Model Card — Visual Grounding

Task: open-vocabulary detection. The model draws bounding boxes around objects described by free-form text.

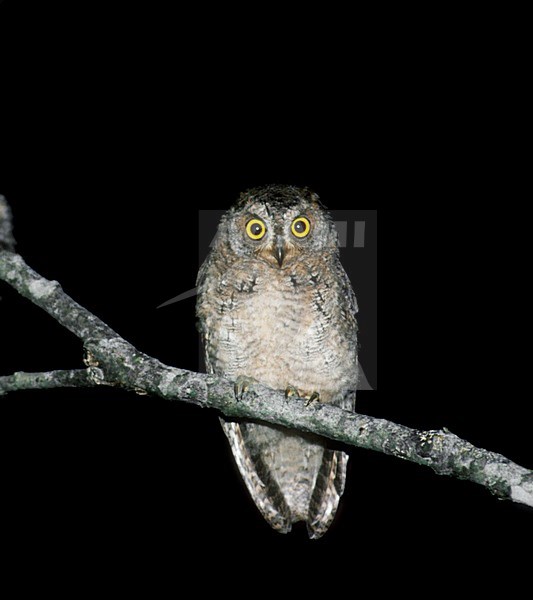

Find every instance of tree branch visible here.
[0,368,104,396]
[1,196,532,510]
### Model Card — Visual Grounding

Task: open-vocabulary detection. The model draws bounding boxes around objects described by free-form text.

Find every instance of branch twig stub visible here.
[0,195,16,251]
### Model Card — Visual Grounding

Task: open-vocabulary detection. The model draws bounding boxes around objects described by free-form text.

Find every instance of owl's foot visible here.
[285,385,300,400]
[305,392,321,407]
[234,376,259,401]
[285,386,321,406]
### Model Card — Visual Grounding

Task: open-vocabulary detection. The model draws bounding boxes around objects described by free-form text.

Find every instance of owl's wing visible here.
[220,420,293,534]
[336,260,359,330]
[307,450,349,539]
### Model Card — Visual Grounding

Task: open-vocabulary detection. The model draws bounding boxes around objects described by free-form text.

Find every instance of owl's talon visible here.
[305,392,321,407]
[285,385,300,401]
[234,376,259,401]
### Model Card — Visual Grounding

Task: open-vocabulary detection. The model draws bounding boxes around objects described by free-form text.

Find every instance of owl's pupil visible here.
[295,221,306,233]
[252,224,263,235]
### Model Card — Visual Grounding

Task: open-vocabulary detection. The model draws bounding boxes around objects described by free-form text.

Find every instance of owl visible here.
[196,185,359,538]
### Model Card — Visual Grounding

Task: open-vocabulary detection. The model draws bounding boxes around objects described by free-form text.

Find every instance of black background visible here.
[1,0,531,580]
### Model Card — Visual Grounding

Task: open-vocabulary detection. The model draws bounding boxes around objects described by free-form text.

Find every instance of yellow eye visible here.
[246,218,267,240]
[291,216,311,238]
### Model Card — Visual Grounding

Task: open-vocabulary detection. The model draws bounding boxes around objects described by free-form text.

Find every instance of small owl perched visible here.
[196,185,358,538]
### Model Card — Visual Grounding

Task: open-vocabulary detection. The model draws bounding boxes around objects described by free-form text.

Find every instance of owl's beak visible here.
[259,237,289,268]
[274,239,286,268]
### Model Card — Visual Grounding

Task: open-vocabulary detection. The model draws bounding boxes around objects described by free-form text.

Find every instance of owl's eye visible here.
[291,216,311,239]
[246,218,267,240]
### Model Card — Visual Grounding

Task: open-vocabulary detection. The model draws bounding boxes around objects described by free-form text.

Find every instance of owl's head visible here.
[216,185,339,269]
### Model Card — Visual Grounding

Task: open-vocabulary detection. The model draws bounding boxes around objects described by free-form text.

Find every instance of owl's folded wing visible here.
[220,419,293,534]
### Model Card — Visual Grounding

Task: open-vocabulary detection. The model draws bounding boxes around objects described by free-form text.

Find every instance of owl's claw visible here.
[285,385,300,401]
[234,376,259,401]
[305,392,321,407]
[285,386,321,406]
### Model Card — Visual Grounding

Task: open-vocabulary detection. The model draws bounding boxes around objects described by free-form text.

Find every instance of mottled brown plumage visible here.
[196,185,358,538]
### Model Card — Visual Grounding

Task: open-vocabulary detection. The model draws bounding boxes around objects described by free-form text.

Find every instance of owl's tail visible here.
[220,419,348,538]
